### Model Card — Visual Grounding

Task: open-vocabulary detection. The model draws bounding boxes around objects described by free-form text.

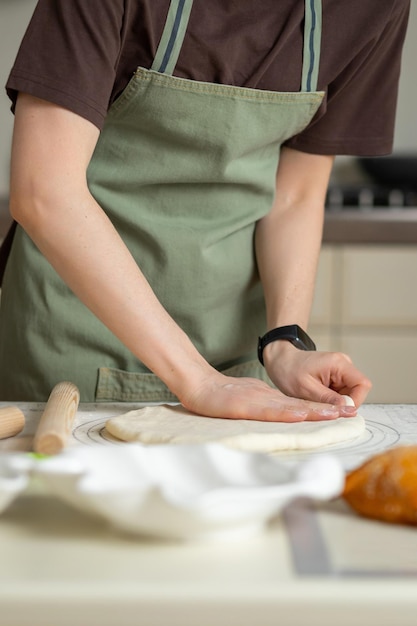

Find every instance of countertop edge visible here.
[322,209,417,244]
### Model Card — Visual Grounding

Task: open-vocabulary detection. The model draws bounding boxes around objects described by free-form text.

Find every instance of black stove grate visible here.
[326,184,417,210]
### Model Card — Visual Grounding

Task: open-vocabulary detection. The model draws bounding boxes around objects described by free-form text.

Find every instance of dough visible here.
[105,404,366,453]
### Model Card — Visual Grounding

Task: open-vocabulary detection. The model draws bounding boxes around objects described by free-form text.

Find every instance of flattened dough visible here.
[105,404,366,453]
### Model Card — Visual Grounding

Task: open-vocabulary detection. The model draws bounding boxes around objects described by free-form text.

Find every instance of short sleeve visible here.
[285,0,411,156]
[6,0,125,130]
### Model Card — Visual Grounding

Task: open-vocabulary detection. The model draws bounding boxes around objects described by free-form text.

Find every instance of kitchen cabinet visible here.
[310,244,417,403]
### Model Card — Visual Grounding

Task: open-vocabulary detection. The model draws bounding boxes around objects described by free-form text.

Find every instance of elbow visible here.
[9,191,29,225]
[9,180,60,233]
[9,182,41,228]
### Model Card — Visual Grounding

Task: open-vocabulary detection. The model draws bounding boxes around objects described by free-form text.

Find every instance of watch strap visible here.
[257,324,316,366]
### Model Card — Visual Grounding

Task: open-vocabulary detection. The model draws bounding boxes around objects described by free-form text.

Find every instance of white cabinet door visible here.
[310,245,417,403]
[340,246,417,326]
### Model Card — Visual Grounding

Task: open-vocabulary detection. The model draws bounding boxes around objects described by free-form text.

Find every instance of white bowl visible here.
[18,443,346,541]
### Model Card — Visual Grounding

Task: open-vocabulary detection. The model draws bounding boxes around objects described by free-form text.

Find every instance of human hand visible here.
[263,341,372,408]
[180,370,358,423]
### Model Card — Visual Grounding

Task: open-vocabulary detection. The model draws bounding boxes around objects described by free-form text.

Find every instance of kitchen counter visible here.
[0,402,417,626]
[323,207,417,244]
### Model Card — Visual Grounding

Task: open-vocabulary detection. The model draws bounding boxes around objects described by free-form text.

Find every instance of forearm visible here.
[255,147,334,331]
[252,149,372,407]
[9,95,214,401]
[255,198,323,330]
[12,190,212,397]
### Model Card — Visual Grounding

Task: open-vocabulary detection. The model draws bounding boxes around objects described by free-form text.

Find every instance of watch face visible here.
[294,326,316,351]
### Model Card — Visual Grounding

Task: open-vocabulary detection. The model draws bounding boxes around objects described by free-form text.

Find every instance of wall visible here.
[0,0,38,196]
[393,0,417,152]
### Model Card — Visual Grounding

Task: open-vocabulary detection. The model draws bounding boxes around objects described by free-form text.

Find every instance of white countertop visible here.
[1,402,417,626]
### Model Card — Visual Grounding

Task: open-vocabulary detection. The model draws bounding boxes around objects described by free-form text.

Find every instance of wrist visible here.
[262,338,297,369]
[140,345,223,412]
[258,324,316,366]
[150,340,217,403]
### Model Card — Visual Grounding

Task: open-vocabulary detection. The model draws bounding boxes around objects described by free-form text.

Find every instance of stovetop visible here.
[326,184,417,211]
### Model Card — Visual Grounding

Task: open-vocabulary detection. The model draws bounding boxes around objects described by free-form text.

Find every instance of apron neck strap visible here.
[151,0,194,75]
[151,0,322,92]
[301,0,322,92]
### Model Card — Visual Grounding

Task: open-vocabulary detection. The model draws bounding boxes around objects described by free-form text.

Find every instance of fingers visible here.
[229,400,356,423]
[235,388,355,422]
[296,352,372,409]
[302,379,371,411]
[347,379,373,407]
[184,376,358,424]
[322,362,372,408]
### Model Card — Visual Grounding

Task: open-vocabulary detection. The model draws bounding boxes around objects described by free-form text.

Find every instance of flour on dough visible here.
[105,404,366,453]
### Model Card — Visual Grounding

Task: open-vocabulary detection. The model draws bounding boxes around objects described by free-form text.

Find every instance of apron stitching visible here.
[134,69,324,103]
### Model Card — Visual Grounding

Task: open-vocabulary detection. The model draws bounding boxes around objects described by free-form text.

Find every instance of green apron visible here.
[0,0,324,402]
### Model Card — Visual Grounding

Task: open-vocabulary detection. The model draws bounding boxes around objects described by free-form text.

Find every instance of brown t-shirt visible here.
[5,0,411,155]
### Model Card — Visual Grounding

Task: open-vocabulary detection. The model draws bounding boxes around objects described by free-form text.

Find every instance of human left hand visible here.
[263,340,372,408]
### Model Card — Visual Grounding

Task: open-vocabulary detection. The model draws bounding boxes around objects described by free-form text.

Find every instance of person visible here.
[0,0,409,421]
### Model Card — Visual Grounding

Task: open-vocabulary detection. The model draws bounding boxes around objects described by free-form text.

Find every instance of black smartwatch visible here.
[257,324,316,366]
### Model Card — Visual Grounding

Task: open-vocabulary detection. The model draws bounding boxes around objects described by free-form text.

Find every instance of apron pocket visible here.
[220,359,273,384]
[96,367,178,402]
[96,360,272,403]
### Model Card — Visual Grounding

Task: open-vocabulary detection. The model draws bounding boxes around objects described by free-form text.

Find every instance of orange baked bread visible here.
[343,445,417,525]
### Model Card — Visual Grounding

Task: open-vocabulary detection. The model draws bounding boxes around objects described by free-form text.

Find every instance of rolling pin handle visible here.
[0,406,25,440]
[33,381,80,455]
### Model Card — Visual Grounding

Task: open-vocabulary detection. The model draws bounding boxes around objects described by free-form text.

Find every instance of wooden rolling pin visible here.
[0,406,25,440]
[33,381,80,455]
